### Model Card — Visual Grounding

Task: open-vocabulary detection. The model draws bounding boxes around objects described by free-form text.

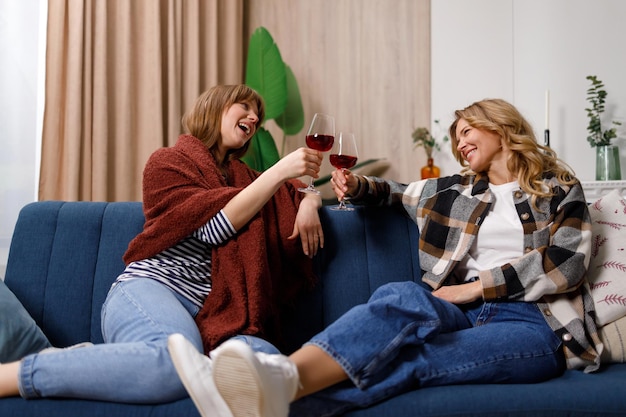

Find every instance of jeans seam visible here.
[306,340,356,380]
[359,321,427,385]
[100,284,118,342]
[418,339,562,383]
[18,354,39,399]
[102,280,169,343]
[308,319,439,390]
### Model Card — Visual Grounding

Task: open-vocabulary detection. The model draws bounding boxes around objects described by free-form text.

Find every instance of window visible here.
[0,0,46,278]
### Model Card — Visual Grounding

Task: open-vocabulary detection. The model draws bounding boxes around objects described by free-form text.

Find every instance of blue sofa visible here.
[2,200,626,416]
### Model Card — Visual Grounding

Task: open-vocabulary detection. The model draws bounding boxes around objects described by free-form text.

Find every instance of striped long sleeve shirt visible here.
[115,210,236,308]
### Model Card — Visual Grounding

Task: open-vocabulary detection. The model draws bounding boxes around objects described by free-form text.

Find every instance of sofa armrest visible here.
[4,201,144,347]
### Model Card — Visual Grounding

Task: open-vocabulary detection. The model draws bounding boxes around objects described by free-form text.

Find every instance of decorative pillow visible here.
[599,314,626,363]
[587,189,626,327]
[0,279,51,362]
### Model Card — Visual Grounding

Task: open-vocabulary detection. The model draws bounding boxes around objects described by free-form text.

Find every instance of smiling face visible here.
[217,101,259,158]
[455,118,513,184]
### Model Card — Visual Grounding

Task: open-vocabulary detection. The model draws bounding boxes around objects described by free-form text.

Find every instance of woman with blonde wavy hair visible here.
[168,98,600,417]
[449,98,576,207]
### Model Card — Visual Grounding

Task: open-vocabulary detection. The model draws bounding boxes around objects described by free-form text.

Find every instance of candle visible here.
[545,90,550,130]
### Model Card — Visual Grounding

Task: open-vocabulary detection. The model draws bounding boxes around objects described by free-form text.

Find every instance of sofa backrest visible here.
[316,205,422,321]
[284,205,423,352]
[5,201,422,352]
[4,201,144,347]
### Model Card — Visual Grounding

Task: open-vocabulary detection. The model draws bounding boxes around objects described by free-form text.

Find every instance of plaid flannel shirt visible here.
[351,173,602,372]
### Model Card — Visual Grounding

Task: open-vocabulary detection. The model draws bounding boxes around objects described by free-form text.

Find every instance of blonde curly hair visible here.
[449,98,577,206]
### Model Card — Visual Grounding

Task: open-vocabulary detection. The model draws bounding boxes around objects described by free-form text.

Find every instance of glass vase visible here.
[421,157,440,179]
[595,145,622,181]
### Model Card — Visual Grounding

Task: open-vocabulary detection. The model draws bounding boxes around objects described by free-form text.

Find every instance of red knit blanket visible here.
[124,135,316,352]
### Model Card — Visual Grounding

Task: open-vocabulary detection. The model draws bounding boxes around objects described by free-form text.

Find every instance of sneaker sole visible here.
[168,334,233,417]
[212,341,265,417]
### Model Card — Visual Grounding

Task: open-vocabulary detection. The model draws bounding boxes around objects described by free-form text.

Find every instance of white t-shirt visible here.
[456,181,524,282]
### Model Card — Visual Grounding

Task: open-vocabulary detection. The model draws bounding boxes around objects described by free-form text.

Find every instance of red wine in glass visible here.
[306,134,335,152]
[329,154,358,169]
[299,113,335,194]
[330,132,359,211]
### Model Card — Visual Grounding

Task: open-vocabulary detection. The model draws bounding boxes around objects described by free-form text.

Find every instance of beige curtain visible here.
[39,0,244,201]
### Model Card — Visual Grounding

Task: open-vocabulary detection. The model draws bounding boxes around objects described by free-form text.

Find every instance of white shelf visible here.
[581,180,626,202]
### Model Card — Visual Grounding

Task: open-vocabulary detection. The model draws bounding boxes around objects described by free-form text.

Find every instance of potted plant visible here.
[412,120,448,179]
[241,27,305,171]
[585,75,622,180]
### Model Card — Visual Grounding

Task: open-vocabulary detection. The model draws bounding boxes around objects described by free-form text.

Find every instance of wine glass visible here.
[299,113,335,194]
[329,132,359,211]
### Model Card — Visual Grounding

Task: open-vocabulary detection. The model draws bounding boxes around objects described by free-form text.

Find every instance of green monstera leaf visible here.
[276,65,305,156]
[245,27,288,121]
[275,65,304,136]
[240,127,281,172]
[243,27,305,171]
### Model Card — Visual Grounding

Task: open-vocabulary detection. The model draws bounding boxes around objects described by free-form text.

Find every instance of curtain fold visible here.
[39,0,244,201]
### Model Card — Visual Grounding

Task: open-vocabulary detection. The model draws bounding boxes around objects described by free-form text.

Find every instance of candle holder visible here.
[544,90,550,147]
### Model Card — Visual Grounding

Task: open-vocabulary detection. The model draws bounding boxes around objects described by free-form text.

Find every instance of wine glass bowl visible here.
[329,132,358,211]
[306,133,334,152]
[329,153,358,170]
[299,113,335,194]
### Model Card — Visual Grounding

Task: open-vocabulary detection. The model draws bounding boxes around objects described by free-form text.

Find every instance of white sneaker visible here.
[211,339,299,417]
[167,333,233,417]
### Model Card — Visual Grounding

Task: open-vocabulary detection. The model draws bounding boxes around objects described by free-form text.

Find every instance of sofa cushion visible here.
[3,201,626,417]
[342,365,626,417]
[281,206,423,354]
[587,189,626,326]
[0,279,51,362]
[4,201,145,347]
[600,314,626,363]
[0,396,197,417]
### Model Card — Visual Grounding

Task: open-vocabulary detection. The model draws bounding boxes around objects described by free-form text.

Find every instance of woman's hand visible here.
[273,147,322,181]
[289,194,323,258]
[432,280,483,305]
[224,148,321,231]
[330,168,358,201]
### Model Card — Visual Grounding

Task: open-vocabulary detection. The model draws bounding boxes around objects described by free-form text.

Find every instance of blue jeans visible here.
[290,281,565,417]
[18,278,278,403]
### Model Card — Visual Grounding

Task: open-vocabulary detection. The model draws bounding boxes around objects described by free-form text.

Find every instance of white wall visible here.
[431,0,626,181]
[0,0,46,279]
